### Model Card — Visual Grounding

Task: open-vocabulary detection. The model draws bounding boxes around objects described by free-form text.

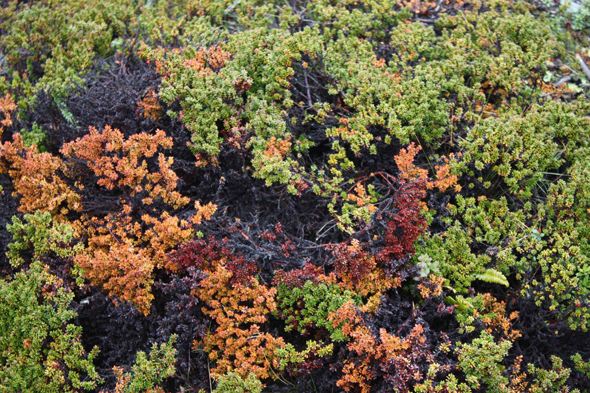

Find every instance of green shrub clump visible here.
[0,262,101,392]
[275,279,360,341]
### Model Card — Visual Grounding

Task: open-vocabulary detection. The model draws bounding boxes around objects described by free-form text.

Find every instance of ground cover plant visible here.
[2,0,590,391]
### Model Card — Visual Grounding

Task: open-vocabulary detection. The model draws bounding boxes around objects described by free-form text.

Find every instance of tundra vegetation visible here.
[1,0,590,391]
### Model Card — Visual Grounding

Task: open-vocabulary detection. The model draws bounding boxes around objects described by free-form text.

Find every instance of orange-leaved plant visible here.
[59,126,215,315]
[0,93,17,139]
[0,133,81,218]
[329,301,432,393]
[181,241,285,381]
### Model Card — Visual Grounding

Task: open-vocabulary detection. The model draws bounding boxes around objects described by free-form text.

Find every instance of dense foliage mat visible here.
[2,0,590,391]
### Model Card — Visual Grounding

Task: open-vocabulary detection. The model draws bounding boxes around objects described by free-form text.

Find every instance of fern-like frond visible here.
[474,269,509,287]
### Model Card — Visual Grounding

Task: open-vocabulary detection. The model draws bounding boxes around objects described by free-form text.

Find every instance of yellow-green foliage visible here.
[456,332,512,392]
[572,353,590,379]
[0,0,222,109]
[137,0,226,47]
[274,341,334,372]
[6,211,81,267]
[212,372,263,393]
[417,224,491,293]
[143,0,562,235]
[274,279,360,341]
[456,333,578,393]
[0,0,138,106]
[111,336,177,393]
[421,196,530,292]
[526,356,576,393]
[149,0,560,162]
[20,123,48,152]
[421,160,590,330]
[518,172,590,331]
[0,261,101,392]
[144,27,321,177]
[459,99,590,199]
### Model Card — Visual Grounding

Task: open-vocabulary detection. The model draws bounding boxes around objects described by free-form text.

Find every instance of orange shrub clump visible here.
[395,143,459,192]
[0,93,17,138]
[328,239,397,300]
[418,275,445,299]
[395,143,429,182]
[138,88,164,120]
[1,125,214,314]
[174,46,231,74]
[194,261,286,380]
[61,126,188,208]
[477,293,521,341]
[0,134,80,218]
[329,301,431,393]
[77,211,194,314]
[59,126,214,315]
